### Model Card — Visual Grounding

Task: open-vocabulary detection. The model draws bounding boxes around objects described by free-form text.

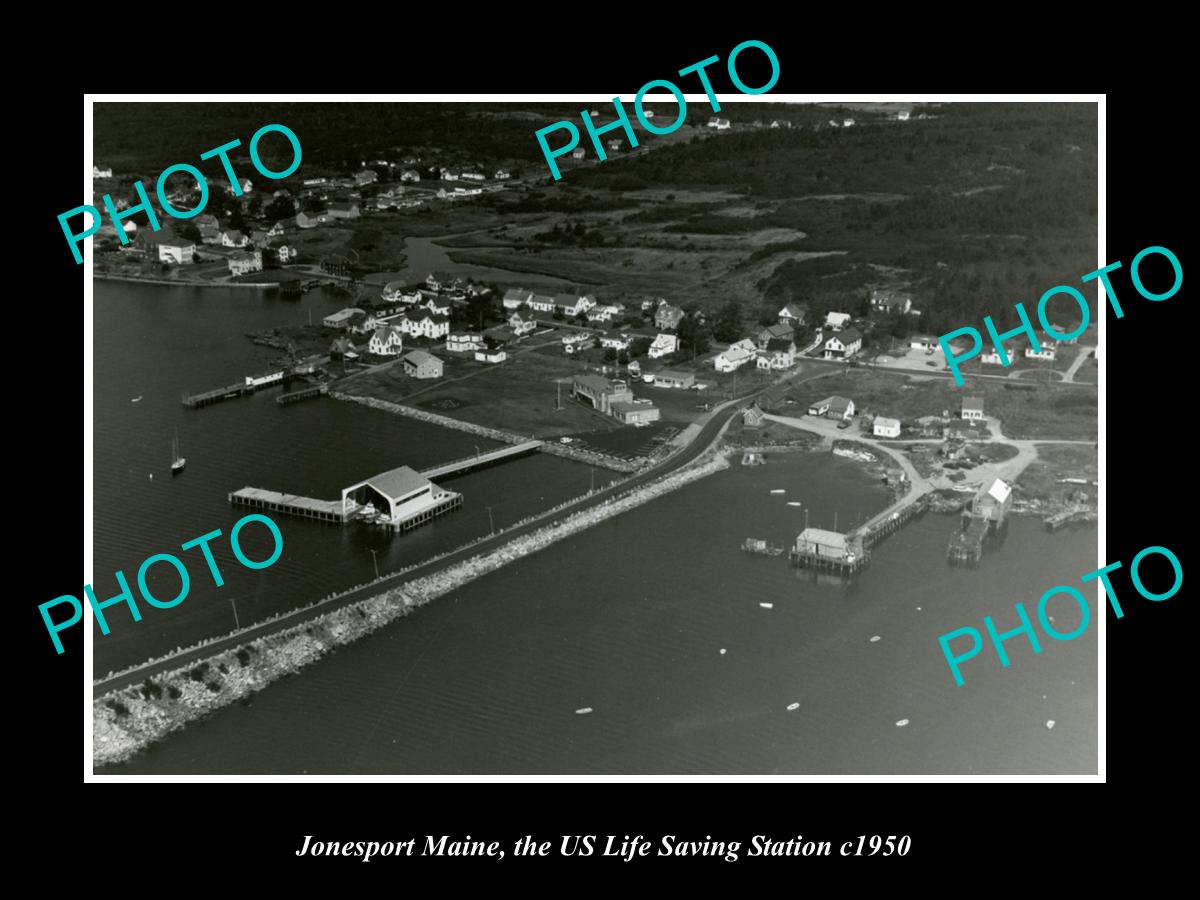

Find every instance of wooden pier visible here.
[419,440,543,479]
[276,383,329,405]
[947,513,990,565]
[183,372,300,409]
[229,487,346,523]
[858,494,930,550]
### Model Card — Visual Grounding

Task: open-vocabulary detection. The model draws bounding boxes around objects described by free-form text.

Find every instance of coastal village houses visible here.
[655,302,685,331]
[220,228,249,248]
[1026,340,1058,361]
[323,308,362,329]
[825,311,852,330]
[870,290,914,315]
[823,328,863,359]
[503,288,534,310]
[446,332,485,354]
[756,338,796,371]
[227,250,262,276]
[778,303,808,326]
[600,332,632,351]
[648,333,678,359]
[654,369,695,389]
[874,416,902,438]
[346,311,379,335]
[368,325,405,357]
[715,338,757,372]
[401,350,443,379]
[961,396,985,422]
[809,396,855,421]
[134,228,195,264]
[508,310,537,336]
[400,310,450,340]
[756,322,795,349]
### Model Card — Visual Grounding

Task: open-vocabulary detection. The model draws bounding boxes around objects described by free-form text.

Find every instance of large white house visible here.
[368,325,405,356]
[714,338,757,372]
[227,250,262,276]
[402,311,450,340]
[648,333,678,359]
[825,311,852,330]
[158,238,195,265]
[502,288,534,310]
[446,332,484,354]
[874,417,901,438]
[823,328,862,359]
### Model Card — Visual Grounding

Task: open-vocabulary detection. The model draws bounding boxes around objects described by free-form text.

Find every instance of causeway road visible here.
[93,366,836,695]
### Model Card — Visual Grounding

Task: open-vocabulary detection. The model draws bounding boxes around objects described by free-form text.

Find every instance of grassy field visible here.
[776,369,1097,440]
[338,351,662,438]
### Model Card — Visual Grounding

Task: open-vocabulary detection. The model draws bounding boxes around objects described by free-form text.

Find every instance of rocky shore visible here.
[93,442,730,768]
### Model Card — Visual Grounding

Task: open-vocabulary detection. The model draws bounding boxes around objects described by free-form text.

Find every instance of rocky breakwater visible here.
[93,442,731,768]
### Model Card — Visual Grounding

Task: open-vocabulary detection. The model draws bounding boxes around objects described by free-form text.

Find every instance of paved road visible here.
[95,367,836,695]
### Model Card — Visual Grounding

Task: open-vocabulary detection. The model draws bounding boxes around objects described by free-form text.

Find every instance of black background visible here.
[19,25,1187,882]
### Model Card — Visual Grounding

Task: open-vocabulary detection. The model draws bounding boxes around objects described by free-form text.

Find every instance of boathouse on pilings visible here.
[790,527,869,575]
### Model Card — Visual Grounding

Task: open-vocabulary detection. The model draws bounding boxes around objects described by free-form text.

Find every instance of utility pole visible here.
[369,548,380,580]
[590,467,596,492]
[486,505,495,534]
[230,598,240,630]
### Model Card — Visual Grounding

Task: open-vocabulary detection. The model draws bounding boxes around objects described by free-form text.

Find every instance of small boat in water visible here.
[769,489,786,494]
[787,702,800,711]
[131,396,143,403]
[575,707,593,715]
[759,602,774,610]
[787,501,802,507]
[171,433,186,475]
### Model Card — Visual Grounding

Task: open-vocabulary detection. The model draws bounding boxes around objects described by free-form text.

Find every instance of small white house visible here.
[823,328,862,360]
[981,351,1003,365]
[961,396,985,422]
[825,311,852,330]
[707,117,731,130]
[1025,341,1058,361]
[874,417,901,438]
[714,338,757,372]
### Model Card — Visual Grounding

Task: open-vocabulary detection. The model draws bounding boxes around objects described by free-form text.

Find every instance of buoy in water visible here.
[719,648,727,655]
[1046,719,1056,730]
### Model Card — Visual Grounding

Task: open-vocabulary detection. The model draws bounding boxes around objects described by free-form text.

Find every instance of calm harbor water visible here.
[92,280,615,675]
[94,278,1099,775]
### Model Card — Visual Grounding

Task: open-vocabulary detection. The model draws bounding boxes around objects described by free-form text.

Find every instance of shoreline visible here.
[93,441,731,768]
[94,273,278,290]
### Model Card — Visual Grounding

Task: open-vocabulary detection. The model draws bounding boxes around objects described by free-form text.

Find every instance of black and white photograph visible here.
[76,94,1108,777]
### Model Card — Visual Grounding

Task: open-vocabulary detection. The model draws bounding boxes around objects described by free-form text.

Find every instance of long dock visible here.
[277,383,329,405]
[420,440,543,479]
[183,372,302,408]
[229,487,346,523]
